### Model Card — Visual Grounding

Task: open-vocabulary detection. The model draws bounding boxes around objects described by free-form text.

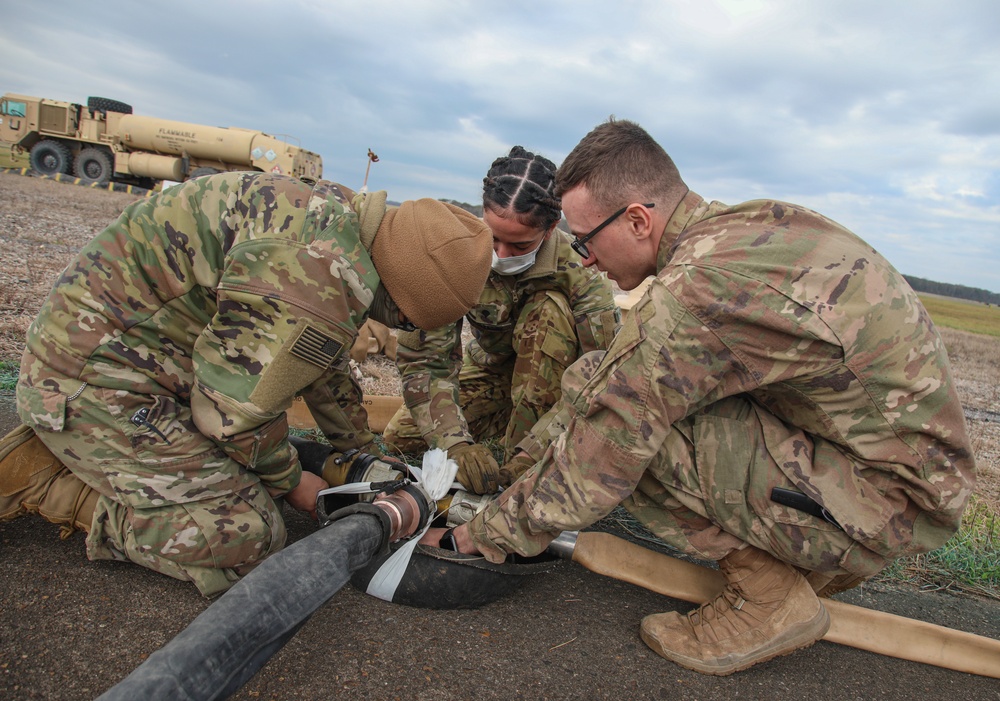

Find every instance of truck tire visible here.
[29,140,72,176]
[74,147,114,185]
[188,167,221,180]
[87,97,133,115]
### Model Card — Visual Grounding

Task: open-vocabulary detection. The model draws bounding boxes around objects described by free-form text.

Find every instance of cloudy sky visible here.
[2,0,998,292]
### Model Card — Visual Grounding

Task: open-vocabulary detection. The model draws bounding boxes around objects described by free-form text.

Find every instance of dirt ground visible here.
[1,172,999,700]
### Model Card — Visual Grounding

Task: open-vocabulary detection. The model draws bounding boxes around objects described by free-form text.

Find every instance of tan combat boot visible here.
[640,545,830,675]
[0,424,98,537]
[805,570,867,598]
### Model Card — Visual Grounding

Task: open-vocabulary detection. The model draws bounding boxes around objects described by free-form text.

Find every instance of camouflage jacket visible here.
[469,190,976,562]
[395,230,619,450]
[19,173,381,494]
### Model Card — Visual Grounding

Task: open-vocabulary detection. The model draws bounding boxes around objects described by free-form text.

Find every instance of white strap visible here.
[365,449,458,601]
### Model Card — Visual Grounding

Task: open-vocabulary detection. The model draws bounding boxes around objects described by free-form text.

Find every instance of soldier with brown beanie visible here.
[0,172,492,596]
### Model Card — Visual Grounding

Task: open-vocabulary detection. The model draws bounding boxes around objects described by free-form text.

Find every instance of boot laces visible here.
[686,586,760,642]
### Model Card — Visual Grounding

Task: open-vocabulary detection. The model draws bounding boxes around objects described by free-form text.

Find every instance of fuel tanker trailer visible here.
[0,92,323,188]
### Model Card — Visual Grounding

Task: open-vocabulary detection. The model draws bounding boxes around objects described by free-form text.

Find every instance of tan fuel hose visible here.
[547,531,1000,678]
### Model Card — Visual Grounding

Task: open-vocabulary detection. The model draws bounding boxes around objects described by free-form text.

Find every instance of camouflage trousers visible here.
[625,397,886,578]
[385,290,580,459]
[560,356,888,579]
[16,370,286,597]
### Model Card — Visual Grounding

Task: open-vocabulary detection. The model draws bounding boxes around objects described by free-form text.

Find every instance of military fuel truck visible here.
[0,93,323,188]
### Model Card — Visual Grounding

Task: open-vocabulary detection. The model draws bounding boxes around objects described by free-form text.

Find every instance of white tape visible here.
[365,448,459,601]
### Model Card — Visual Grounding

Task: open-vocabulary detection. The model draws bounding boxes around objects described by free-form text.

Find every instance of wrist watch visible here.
[439,527,459,551]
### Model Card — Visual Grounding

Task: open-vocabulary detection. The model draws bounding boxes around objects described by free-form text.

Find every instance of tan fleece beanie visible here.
[371,199,492,330]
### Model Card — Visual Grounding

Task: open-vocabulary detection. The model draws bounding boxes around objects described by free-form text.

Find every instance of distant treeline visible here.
[905,276,1000,305]
[441,199,482,217]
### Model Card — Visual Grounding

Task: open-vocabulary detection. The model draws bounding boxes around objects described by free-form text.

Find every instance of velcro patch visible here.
[289,325,343,368]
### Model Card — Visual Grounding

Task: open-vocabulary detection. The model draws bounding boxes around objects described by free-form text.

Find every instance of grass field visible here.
[919,294,1000,337]
[0,360,17,392]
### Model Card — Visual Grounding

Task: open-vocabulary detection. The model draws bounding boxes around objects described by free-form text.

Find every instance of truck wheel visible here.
[188,167,221,180]
[29,140,72,176]
[87,97,133,115]
[74,147,113,185]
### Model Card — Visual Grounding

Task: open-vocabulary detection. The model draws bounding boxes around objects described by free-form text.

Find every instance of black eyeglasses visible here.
[571,203,655,258]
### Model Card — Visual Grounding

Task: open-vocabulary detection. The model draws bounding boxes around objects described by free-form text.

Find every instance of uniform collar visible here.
[656,189,708,271]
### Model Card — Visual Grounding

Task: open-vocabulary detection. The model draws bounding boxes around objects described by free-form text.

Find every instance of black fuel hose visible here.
[95,512,387,701]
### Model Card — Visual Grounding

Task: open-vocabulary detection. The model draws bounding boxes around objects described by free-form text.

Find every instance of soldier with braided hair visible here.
[382,147,619,494]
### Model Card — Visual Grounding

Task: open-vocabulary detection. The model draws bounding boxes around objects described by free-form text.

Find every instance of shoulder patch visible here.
[290,324,344,368]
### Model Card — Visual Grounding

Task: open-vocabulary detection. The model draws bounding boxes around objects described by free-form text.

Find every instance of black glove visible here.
[288,435,334,476]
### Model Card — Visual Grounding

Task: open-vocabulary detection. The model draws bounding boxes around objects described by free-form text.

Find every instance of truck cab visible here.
[1,94,41,150]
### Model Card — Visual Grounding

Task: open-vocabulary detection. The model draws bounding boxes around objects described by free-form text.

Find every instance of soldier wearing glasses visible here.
[445,119,974,676]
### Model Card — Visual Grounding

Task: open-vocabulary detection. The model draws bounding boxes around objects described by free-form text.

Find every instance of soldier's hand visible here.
[449,442,500,495]
[285,471,327,519]
[419,523,479,555]
[498,452,536,487]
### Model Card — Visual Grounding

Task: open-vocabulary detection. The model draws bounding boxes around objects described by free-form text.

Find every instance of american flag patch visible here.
[289,325,343,368]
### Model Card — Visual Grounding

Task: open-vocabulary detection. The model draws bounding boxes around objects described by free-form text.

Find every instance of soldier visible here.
[379,147,619,494]
[442,119,975,674]
[0,172,492,597]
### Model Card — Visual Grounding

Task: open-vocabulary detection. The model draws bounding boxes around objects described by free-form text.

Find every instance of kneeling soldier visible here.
[0,172,492,597]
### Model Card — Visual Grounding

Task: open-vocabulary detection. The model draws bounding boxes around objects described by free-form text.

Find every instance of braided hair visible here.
[482,146,562,231]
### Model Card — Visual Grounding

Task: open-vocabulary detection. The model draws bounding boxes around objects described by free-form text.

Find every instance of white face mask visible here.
[491,241,542,276]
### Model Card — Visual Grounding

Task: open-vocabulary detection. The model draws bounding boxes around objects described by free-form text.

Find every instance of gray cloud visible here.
[1,0,997,291]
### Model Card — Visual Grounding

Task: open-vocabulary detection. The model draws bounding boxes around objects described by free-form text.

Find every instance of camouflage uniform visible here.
[468,192,976,580]
[383,230,619,457]
[16,173,384,596]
